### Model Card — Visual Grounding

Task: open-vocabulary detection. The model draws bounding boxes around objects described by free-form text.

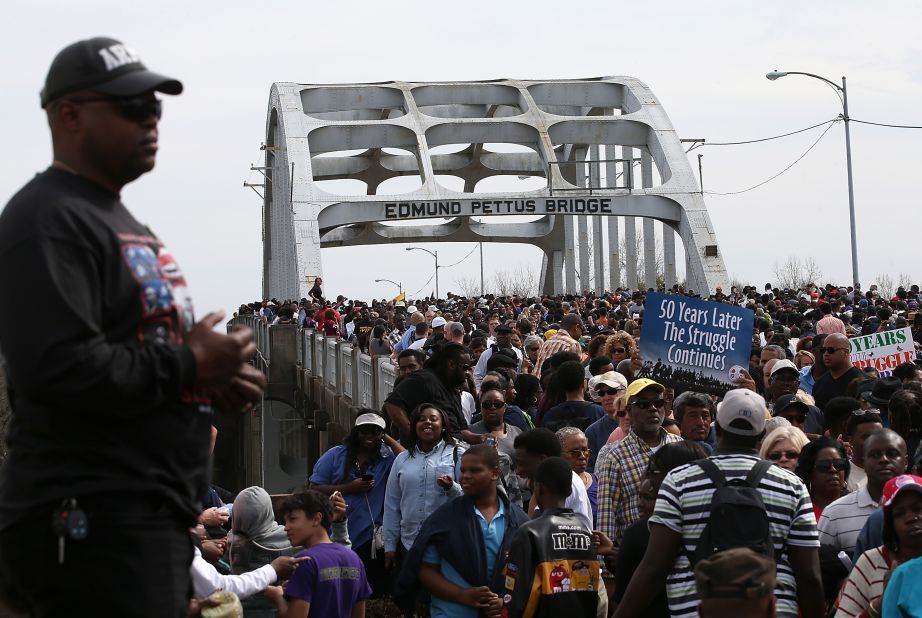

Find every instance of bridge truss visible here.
[262,77,728,298]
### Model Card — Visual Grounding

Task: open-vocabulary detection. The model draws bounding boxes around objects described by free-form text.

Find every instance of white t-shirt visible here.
[534,472,593,531]
[461,391,475,425]
[567,471,594,530]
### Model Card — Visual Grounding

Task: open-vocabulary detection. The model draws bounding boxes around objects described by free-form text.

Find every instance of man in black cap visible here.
[0,38,266,616]
[773,393,810,433]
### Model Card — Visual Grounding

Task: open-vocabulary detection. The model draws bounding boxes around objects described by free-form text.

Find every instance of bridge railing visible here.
[238,318,399,419]
[223,317,401,493]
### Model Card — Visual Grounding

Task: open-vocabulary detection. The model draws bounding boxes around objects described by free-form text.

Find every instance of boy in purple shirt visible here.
[267,490,372,618]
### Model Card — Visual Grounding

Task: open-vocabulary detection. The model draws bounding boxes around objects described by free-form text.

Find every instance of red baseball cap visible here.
[881,474,922,509]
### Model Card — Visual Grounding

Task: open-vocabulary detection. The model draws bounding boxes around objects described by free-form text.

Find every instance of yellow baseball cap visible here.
[625,378,665,402]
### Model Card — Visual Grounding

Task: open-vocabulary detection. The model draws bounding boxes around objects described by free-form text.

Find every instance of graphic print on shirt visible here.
[119,234,209,410]
[547,562,571,593]
[119,235,195,345]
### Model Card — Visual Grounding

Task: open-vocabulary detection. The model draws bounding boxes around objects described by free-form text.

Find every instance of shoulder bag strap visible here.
[695,458,727,489]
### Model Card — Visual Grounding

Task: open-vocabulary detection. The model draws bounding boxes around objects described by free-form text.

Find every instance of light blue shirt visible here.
[799,364,815,394]
[393,326,417,353]
[383,441,463,552]
[423,501,507,618]
[309,444,395,548]
[882,555,922,617]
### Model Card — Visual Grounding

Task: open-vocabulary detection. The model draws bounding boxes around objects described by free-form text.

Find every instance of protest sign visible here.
[849,327,915,377]
[637,293,754,395]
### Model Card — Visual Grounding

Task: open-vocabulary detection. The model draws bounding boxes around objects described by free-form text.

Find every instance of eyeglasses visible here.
[631,398,665,409]
[814,458,848,473]
[566,447,591,457]
[462,363,475,370]
[611,348,627,354]
[819,347,848,355]
[851,407,881,416]
[597,388,623,397]
[480,401,506,409]
[767,450,799,461]
[67,95,163,122]
[357,426,384,436]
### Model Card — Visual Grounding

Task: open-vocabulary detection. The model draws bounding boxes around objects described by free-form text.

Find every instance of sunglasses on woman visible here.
[814,458,848,472]
[767,450,799,461]
[596,388,622,397]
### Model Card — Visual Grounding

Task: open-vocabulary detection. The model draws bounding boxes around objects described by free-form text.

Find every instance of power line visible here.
[409,272,436,297]
[851,118,922,129]
[440,244,479,268]
[704,119,839,196]
[690,118,838,149]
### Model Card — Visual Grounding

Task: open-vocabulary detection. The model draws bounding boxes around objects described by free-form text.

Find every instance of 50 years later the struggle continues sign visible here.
[637,293,754,395]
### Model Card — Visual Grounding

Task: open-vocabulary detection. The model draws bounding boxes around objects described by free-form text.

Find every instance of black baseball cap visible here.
[41,37,182,107]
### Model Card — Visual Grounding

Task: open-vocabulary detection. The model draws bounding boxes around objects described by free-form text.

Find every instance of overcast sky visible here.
[4,1,921,317]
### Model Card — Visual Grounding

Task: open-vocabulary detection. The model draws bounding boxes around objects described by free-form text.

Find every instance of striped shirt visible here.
[835,546,890,618]
[534,330,581,379]
[818,485,879,558]
[596,429,682,544]
[650,451,819,618]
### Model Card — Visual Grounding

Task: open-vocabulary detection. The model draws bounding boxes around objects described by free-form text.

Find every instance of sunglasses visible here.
[819,347,848,355]
[631,398,665,409]
[357,426,384,436]
[597,388,623,397]
[462,363,475,370]
[67,95,163,122]
[481,401,506,409]
[851,407,881,416]
[814,458,848,473]
[611,348,627,354]
[767,450,799,461]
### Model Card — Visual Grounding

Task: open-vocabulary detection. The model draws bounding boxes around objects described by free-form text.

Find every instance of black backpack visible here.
[690,458,775,567]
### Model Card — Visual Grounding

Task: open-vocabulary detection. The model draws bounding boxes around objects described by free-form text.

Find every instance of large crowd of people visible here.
[206,280,922,616]
[9,34,922,618]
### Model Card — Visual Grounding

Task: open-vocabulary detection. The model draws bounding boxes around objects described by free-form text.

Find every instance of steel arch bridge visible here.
[261,76,728,299]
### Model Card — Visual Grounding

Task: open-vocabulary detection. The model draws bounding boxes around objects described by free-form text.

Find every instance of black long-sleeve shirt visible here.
[0,168,211,528]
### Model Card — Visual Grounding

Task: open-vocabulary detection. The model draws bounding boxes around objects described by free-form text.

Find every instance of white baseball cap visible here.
[716,389,768,436]
[407,305,418,313]
[770,359,799,376]
[592,371,628,392]
[354,413,386,429]
[431,316,447,328]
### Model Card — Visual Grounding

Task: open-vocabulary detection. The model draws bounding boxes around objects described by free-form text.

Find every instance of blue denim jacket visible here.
[383,440,464,552]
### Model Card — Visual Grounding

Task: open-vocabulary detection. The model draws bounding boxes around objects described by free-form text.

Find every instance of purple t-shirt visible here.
[284,543,372,616]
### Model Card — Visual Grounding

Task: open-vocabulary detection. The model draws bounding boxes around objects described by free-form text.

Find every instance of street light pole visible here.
[405,247,439,299]
[841,77,859,288]
[766,70,860,286]
[374,278,403,295]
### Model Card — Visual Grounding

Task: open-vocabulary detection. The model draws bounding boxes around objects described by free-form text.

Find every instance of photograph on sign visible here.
[848,327,915,377]
[636,292,754,395]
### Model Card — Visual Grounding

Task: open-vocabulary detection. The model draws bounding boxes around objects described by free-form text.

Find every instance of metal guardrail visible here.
[234,317,400,415]
[224,317,403,493]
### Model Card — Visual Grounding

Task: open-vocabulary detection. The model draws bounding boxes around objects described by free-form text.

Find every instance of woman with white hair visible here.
[759,425,810,473]
[557,427,598,526]
[522,334,543,375]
